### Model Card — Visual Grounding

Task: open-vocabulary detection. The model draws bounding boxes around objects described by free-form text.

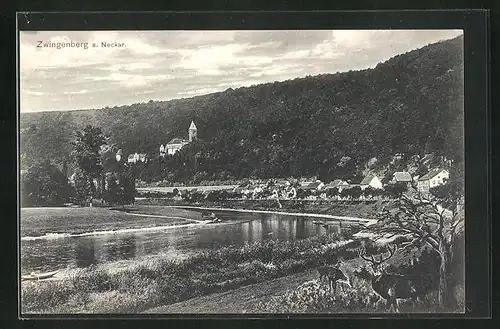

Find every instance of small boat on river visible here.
[21,270,59,281]
[201,212,222,223]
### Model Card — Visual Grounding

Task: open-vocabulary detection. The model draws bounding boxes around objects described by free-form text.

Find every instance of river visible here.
[20,208,353,274]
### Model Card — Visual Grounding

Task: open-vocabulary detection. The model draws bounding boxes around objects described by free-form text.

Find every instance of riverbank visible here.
[174,205,373,223]
[135,198,394,222]
[20,207,203,239]
[144,268,320,313]
[144,253,460,314]
[21,235,352,314]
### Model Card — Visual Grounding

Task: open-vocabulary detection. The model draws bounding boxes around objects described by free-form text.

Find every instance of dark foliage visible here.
[116,166,136,206]
[384,182,408,198]
[362,186,384,198]
[20,36,463,184]
[103,174,120,205]
[71,125,107,178]
[103,167,136,206]
[21,161,74,207]
[325,188,337,197]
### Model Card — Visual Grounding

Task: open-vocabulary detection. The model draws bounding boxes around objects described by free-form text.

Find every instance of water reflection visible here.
[75,238,96,268]
[21,212,353,273]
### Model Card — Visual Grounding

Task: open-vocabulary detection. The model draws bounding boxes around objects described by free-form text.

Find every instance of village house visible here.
[127,152,147,164]
[324,179,349,192]
[391,171,413,187]
[417,168,449,193]
[359,174,383,190]
[160,121,198,156]
[299,181,325,191]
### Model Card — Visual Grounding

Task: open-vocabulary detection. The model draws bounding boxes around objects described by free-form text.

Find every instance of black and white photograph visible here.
[19,28,466,315]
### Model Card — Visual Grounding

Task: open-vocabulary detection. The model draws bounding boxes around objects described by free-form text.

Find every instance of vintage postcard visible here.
[19,29,466,315]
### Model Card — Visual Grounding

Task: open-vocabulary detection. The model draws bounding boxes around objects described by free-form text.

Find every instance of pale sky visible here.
[20,30,463,113]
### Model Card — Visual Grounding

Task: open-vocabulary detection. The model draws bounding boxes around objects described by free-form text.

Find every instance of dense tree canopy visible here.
[20,36,464,184]
[21,161,73,207]
[71,125,107,204]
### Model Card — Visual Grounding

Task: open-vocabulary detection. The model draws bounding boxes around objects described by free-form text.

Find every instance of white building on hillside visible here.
[161,121,198,156]
[417,168,449,193]
[359,174,383,190]
[165,138,190,155]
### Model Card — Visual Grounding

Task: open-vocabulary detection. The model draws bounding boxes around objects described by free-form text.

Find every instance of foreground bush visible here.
[256,275,459,313]
[21,161,74,207]
[21,281,74,313]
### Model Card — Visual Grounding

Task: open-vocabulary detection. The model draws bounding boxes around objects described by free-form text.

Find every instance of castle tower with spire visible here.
[163,121,198,156]
[189,120,197,142]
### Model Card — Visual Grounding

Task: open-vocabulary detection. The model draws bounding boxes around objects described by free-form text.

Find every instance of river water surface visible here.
[21,208,353,274]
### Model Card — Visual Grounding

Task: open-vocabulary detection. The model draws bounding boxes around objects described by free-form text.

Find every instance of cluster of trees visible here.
[365,165,464,309]
[21,125,136,208]
[20,161,74,207]
[20,36,464,185]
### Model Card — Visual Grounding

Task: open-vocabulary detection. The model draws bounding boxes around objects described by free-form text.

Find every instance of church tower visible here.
[189,121,197,142]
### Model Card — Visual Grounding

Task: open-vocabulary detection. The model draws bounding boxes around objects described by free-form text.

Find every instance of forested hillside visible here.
[20,35,464,183]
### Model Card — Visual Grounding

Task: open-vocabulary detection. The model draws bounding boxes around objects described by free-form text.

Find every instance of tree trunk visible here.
[88,176,94,208]
[438,244,448,308]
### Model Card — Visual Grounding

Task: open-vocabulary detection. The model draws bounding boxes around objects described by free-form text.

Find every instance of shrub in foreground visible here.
[21,280,74,313]
[72,266,112,293]
[256,276,459,313]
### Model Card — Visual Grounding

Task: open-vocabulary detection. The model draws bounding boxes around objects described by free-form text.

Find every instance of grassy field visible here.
[146,268,463,314]
[20,206,202,237]
[146,253,464,314]
[22,235,462,314]
[145,268,320,313]
[21,235,348,314]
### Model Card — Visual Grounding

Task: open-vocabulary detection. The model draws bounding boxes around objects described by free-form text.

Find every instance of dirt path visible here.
[144,269,319,314]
